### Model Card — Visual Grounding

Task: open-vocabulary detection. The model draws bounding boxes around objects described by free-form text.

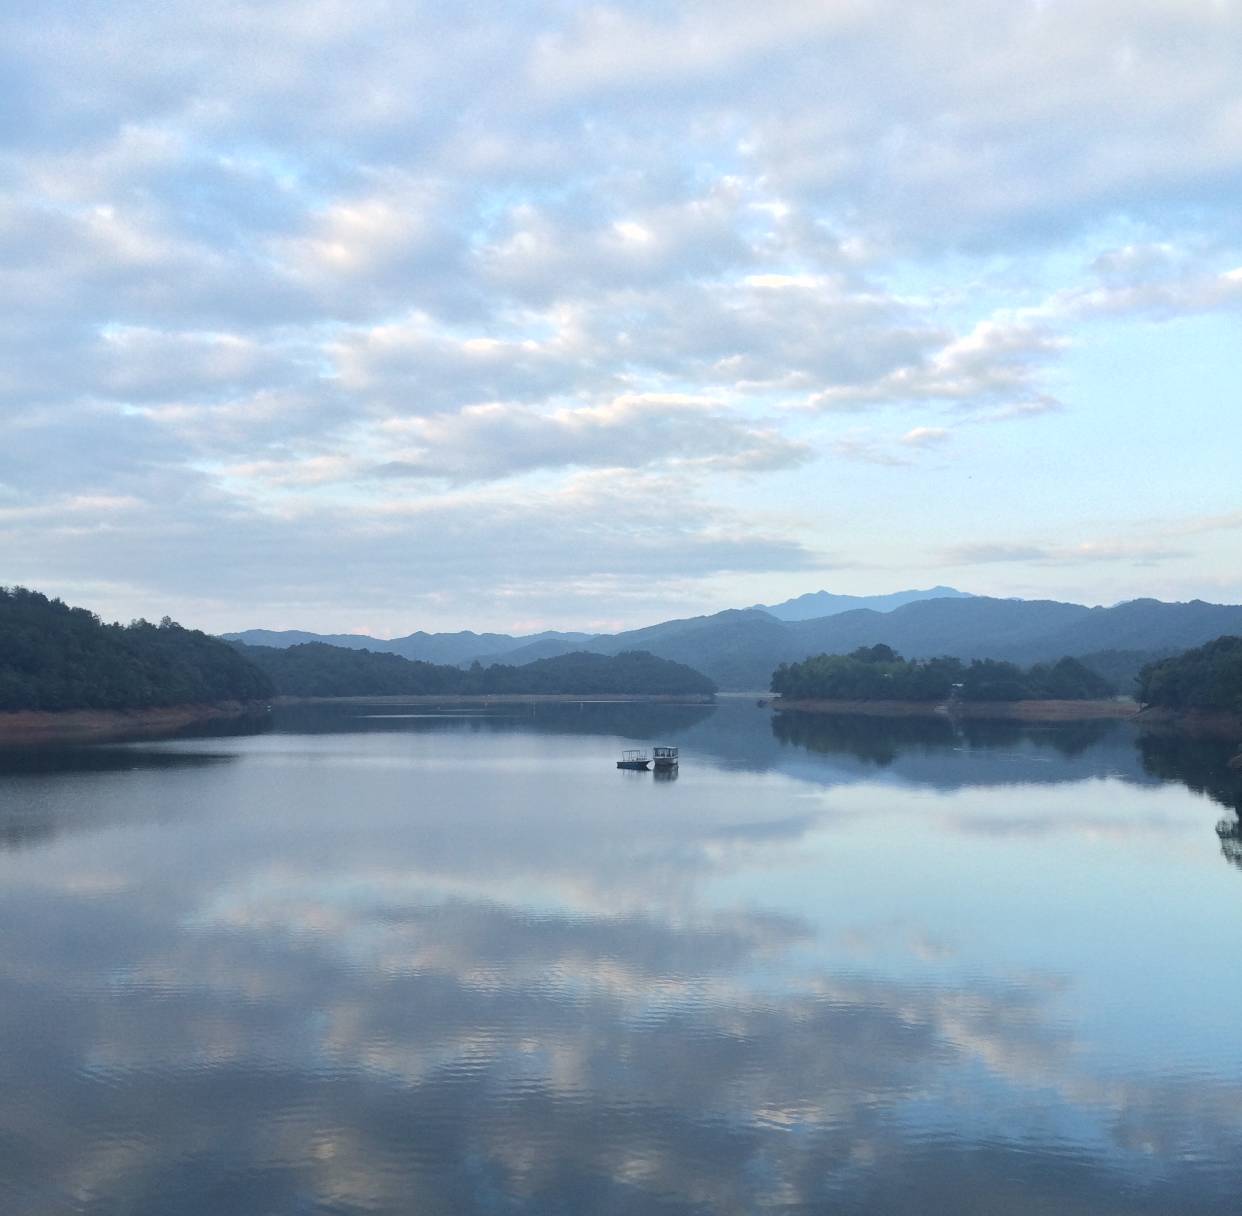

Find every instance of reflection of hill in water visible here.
[1139,732,1242,873]
[7,702,1233,854]
[268,699,718,742]
[0,746,237,851]
[1138,735,1242,876]
[767,710,1157,791]
[268,700,1235,804]
[1137,733,1242,816]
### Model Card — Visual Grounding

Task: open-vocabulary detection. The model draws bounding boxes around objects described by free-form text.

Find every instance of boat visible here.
[652,746,679,770]
[617,749,650,770]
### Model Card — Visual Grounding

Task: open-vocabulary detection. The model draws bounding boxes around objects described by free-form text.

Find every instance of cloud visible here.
[829,422,955,466]
[0,466,824,629]
[3,0,1242,626]
[809,313,1067,415]
[900,426,949,448]
[831,434,911,467]
[1067,260,1242,321]
[945,540,1191,567]
[372,395,812,482]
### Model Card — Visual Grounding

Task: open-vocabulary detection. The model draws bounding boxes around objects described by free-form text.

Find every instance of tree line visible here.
[0,584,720,713]
[0,586,274,711]
[770,644,1116,702]
[234,642,717,697]
[1137,636,1242,715]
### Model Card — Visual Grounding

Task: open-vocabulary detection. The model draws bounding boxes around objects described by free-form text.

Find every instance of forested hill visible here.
[0,586,274,711]
[235,643,717,698]
[772,646,1117,702]
[1137,637,1242,715]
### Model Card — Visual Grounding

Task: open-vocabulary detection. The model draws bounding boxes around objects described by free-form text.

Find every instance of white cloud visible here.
[373,395,811,482]
[809,313,1067,414]
[2,0,1241,626]
[900,426,950,448]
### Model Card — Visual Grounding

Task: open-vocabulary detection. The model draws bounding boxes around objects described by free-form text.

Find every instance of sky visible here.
[2,0,1241,637]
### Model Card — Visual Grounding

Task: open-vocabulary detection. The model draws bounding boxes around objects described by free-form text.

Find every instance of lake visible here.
[2,700,1241,1214]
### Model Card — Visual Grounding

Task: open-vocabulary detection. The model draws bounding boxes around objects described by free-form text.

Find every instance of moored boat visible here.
[652,746,679,769]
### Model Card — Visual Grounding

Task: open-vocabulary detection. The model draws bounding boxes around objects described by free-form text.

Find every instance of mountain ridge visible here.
[224,627,591,666]
[223,595,1242,691]
[754,585,974,621]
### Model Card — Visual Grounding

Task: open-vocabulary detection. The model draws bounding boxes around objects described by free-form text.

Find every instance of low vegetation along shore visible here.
[772,697,1140,721]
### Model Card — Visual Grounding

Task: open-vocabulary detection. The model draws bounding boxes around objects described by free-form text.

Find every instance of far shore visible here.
[4,692,1237,747]
[272,693,716,706]
[770,697,1143,721]
[0,693,716,746]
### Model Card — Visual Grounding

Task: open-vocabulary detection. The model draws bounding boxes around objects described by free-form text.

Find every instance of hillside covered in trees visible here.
[1137,637,1242,715]
[0,584,717,715]
[235,642,716,698]
[771,645,1117,703]
[0,587,274,711]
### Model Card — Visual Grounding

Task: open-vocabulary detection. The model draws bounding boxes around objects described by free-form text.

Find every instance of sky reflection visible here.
[1,704,1240,1213]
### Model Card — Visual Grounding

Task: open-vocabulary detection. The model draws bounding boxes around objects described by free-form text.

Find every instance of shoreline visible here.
[1133,706,1242,738]
[771,697,1142,722]
[0,701,261,747]
[0,693,716,746]
[273,693,716,706]
[4,693,1235,745]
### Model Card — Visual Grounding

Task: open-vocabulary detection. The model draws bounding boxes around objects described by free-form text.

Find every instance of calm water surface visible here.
[2,701,1242,1214]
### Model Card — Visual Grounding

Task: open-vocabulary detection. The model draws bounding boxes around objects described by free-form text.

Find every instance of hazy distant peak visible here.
[755,586,976,622]
[220,627,591,667]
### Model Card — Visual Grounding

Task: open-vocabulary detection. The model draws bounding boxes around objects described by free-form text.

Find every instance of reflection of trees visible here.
[772,711,956,766]
[770,711,1120,768]
[1216,819,1242,870]
[1139,732,1242,874]
[269,700,716,742]
[0,747,237,851]
[1137,733,1242,816]
[160,710,274,743]
[990,719,1119,758]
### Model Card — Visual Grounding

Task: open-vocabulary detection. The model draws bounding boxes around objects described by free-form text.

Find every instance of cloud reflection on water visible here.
[1,703,1241,1213]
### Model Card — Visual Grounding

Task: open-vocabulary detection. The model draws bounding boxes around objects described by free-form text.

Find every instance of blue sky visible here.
[1,0,1240,634]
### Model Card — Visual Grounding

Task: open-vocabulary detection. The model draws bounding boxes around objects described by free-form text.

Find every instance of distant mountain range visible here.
[754,585,974,621]
[224,593,1242,691]
[224,627,591,666]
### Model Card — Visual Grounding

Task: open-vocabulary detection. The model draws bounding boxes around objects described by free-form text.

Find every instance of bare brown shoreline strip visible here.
[0,701,257,746]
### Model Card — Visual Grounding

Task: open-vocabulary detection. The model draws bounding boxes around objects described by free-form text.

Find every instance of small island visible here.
[769,645,1136,720]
